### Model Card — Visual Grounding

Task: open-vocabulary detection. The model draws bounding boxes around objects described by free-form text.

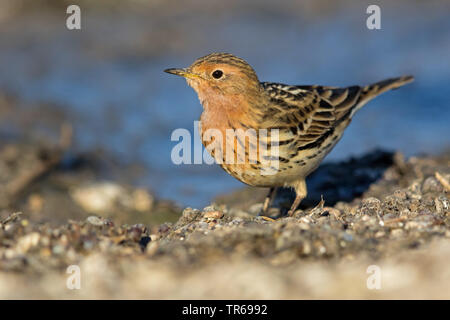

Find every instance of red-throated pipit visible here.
[165,53,413,216]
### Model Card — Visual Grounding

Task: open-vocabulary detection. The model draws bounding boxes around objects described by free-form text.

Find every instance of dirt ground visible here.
[0,129,449,298]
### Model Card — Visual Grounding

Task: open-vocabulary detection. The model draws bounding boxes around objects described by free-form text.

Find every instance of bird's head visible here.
[165,53,261,109]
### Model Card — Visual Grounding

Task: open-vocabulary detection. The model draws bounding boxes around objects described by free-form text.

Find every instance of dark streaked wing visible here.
[260,82,362,149]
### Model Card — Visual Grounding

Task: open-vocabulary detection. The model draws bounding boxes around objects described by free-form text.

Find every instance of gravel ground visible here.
[0,144,448,299]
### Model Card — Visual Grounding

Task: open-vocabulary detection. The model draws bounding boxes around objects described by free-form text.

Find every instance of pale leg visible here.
[260,187,277,215]
[288,179,307,216]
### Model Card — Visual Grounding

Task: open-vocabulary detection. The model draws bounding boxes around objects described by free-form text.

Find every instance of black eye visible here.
[212,70,223,79]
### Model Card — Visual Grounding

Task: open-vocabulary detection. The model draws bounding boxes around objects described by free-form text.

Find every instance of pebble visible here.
[408,199,420,212]
[322,207,341,218]
[71,182,125,214]
[301,241,311,255]
[298,222,310,230]
[197,222,209,229]
[16,232,40,253]
[203,211,224,220]
[231,218,243,224]
[405,221,420,230]
[127,226,143,242]
[342,233,353,242]
[182,207,201,219]
[87,216,104,226]
[422,176,442,193]
[132,188,154,212]
[248,203,263,215]
[360,197,381,216]
[202,205,217,212]
[139,236,151,250]
[52,245,65,255]
[393,190,407,200]
[438,196,449,210]
[158,223,171,234]
[375,231,385,238]
[150,234,159,241]
[391,229,404,238]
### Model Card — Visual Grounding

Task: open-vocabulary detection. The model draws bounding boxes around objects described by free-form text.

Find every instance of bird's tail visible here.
[351,75,414,117]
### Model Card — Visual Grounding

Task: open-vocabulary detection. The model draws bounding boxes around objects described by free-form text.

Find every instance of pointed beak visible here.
[164,68,201,80]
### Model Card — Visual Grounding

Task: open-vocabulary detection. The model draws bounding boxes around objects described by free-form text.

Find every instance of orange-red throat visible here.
[164,53,265,130]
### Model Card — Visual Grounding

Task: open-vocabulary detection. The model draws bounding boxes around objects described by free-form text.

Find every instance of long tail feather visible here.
[350,75,414,117]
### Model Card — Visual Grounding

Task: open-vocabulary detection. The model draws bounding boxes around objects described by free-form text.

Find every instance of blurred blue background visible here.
[0,0,449,207]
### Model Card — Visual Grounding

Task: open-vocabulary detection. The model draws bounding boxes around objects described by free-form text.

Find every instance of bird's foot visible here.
[257,205,282,220]
[259,215,277,222]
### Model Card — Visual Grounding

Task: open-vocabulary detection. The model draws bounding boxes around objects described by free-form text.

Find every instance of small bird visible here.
[165,53,413,216]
